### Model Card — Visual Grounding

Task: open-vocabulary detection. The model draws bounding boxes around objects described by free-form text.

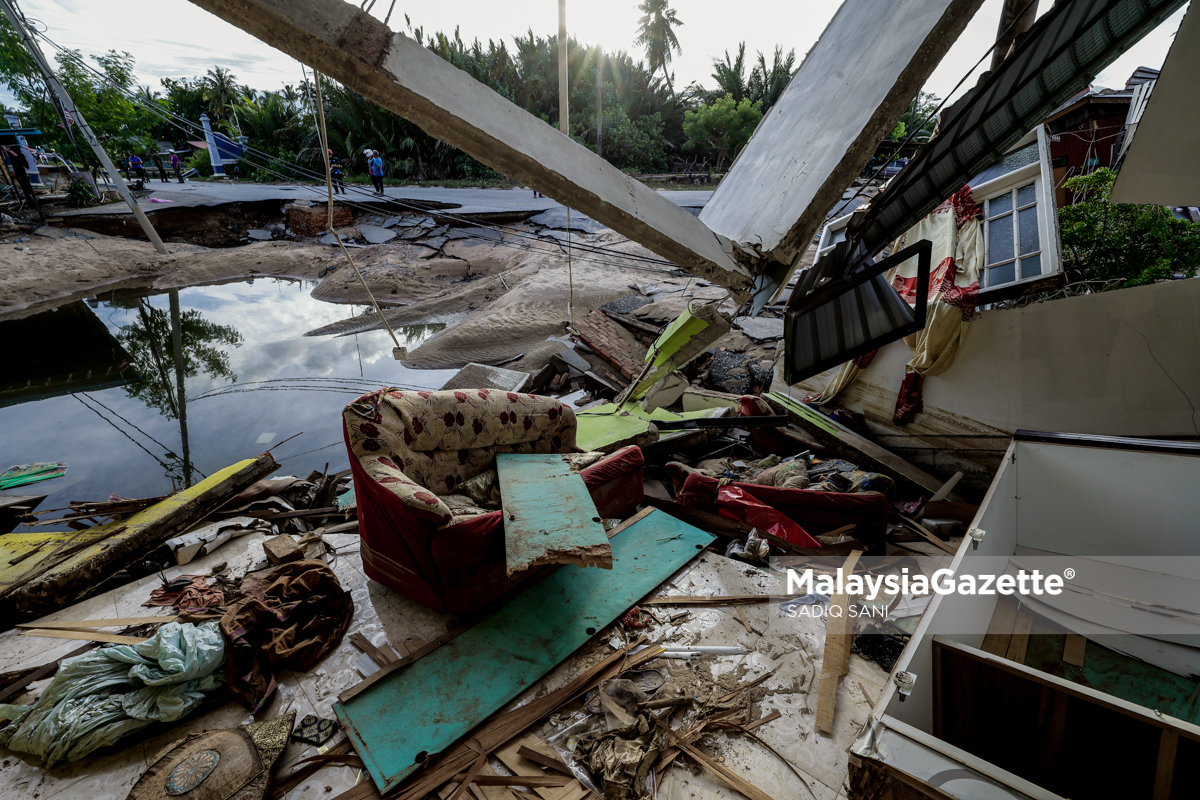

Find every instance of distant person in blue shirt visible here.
[128,153,144,181]
[368,151,384,195]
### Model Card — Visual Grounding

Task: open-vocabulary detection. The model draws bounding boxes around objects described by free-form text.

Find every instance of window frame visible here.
[970,125,1062,297]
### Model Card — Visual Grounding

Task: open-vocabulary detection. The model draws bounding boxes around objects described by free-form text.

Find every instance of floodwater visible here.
[0,279,452,523]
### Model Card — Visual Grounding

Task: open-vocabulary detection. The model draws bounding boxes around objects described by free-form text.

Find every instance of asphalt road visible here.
[58,178,715,219]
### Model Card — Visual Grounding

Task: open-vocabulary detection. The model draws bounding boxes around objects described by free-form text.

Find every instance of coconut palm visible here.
[747,46,796,111]
[634,0,682,96]
[708,43,748,102]
[203,66,241,130]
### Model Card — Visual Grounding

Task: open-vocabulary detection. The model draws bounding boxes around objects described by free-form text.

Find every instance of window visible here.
[970,125,1061,295]
[983,179,1044,288]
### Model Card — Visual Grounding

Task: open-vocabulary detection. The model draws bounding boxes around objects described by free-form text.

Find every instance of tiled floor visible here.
[0,530,909,800]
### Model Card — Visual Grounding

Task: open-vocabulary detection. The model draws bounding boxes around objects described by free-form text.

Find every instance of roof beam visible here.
[184,0,757,299]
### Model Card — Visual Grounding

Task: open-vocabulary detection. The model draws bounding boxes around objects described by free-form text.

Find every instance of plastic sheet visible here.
[716,485,822,548]
[0,621,225,766]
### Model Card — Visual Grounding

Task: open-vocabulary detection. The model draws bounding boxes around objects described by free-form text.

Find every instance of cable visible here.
[33,29,686,274]
[313,70,404,356]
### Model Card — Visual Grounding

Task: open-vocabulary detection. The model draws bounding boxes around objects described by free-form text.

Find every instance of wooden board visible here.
[1005,607,1034,665]
[497,454,612,575]
[816,550,862,734]
[16,615,177,630]
[334,510,714,794]
[980,596,1019,656]
[1063,634,1087,668]
[19,628,148,645]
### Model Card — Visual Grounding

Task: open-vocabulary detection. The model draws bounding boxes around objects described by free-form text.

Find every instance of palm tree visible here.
[634,0,682,96]
[747,46,796,112]
[709,43,748,102]
[203,66,241,130]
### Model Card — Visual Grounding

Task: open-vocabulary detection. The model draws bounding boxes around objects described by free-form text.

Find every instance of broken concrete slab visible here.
[734,315,785,342]
[381,217,400,228]
[359,225,398,244]
[601,294,655,315]
[183,0,757,300]
[445,226,502,242]
[699,0,983,304]
[528,207,608,235]
[439,362,530,392]
[247,229,274,241]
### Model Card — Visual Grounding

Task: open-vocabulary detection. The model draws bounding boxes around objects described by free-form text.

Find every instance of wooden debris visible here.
[263,534,303,565]
[657,720,776,800]
[350,632,399,668]
[816,549,862,735]
[1005,607,1034,664]
[1063,634,1087,667]
[0,643,92,703]
[980,596,1020,656]
[19,628,149,645]
[736,605,763,635]
[641,595,767,606]
[516,746,573,776]
[16,615,176,630]
[898,515,958,555]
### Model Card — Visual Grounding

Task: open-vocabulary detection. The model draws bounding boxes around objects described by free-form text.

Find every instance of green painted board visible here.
[333,510,714,793]
[575,401,726,452]
[497,453,611,574]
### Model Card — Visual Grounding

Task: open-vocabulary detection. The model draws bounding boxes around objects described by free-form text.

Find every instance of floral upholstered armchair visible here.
[343,388,644,613]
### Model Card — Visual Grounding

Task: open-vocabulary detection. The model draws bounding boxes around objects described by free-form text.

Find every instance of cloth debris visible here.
[144,575,225,613]
[0,621,224,766]
[164,516,275,565]
[293,713,339,746]
[219,559,352,711]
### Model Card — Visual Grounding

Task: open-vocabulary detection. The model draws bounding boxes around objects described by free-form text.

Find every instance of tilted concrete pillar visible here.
[185,0,758,299]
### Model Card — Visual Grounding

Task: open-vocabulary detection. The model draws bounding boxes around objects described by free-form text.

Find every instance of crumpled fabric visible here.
[0,621,224,766]
[144,575,225,613]
[220,559,352,712]
[461,469,501,509]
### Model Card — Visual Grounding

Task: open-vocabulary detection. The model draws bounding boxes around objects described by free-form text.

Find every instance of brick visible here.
[287,203,354,237]
[572,311,644,381]
[263,534,303,565]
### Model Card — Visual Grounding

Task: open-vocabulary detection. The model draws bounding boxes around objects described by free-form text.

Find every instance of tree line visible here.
[1,2,937,183]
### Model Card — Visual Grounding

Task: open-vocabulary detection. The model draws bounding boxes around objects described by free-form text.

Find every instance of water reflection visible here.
[0,279,453,521]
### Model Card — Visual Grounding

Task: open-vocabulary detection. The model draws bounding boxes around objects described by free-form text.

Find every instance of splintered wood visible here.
[816,550,862,735]
[497,454,613,576]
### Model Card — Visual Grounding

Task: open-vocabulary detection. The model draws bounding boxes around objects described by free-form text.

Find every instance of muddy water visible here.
[0,278,451,523]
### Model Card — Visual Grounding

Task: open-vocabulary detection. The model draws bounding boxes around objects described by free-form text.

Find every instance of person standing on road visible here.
[368,150,384,195]
[170,151,184,183]
[152,152,168,183]
[128,153,144,181]
[328,149,345,194]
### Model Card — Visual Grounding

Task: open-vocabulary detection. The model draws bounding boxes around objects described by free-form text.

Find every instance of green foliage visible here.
[890,91,940,142]
[699,43,796,113]
[635,0,683,95]
[186,146,213,177]
[1058,168,1200,290]
[682,94,762,171]
[65,177,95,207]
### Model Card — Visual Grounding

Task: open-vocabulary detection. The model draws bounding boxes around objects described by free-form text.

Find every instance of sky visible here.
[1,0,1189,120]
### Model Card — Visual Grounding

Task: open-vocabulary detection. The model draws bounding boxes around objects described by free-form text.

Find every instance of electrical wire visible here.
[32,28,686,275]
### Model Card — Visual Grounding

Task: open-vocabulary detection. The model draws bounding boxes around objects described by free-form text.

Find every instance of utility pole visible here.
[596,48,603,156]
[169,289,193,488]
[558,0,568,136]
[1,0,169,254]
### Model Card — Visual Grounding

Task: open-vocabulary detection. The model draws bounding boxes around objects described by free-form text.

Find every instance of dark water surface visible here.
[0,279,452,523]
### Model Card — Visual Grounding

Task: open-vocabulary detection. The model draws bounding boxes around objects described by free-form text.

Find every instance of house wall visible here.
[793,276,1200,491]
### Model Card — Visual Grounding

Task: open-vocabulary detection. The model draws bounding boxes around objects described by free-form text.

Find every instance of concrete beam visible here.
[699,0,983,300]
[184,0,757,299]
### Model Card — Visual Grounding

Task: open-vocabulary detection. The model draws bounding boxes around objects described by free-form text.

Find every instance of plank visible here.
[19,628,149,645]
[335,514,714,794]
[497,454,613,575]
[1004,607,1034,665]
[0,643,92,702]
[1154,728,1178,800]
[658,722,775,800]
[1063,634,1087,668]
[898,515,958,555]
[516,746,572,776]
[980,596,1020,656]
[816,550,863,735]
[350,631,398,667]
[470,763,521,800]
[16,615,177,630]
[641,596,767,606]
[495,739,565,800]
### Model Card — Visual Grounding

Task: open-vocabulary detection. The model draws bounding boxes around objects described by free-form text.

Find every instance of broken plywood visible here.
[497,454,612,575]
[440,363,530,392]
[816,549,862,735]
[333,510,714,794]
[699,0,983,305]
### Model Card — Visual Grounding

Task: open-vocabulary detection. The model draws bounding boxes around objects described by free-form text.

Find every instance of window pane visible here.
[1019,206,1040,255]
[1021,254,1042,277]
[1017,183,1037,206]
[989,215,1014,263]
[987,262,1016,287]
[988,192,1013,217]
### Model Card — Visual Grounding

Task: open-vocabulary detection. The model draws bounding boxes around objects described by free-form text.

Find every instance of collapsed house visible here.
[0,0,1197,799]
